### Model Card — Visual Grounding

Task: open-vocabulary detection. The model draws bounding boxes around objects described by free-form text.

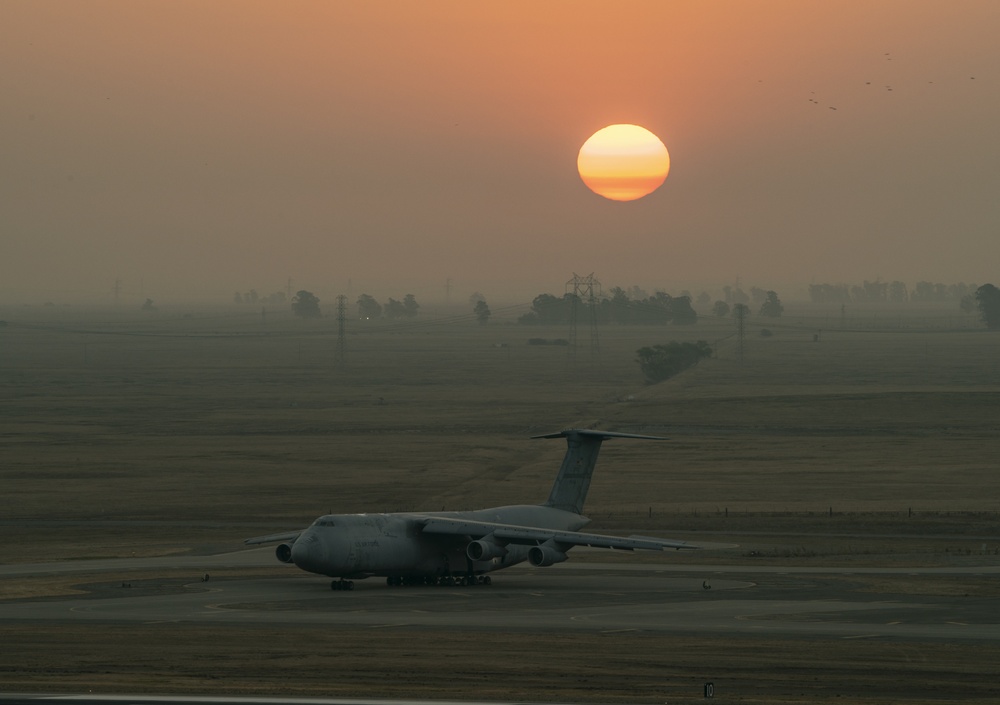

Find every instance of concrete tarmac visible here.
[1,695,508,705]
[2,548,999,642]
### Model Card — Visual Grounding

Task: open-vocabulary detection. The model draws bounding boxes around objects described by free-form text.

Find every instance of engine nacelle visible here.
[275,543,294,563]
[528,544,568,567]
[466,539,507,561]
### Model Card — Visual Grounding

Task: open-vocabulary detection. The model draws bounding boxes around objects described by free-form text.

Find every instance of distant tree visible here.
[732,303,751,319]
[627,285,649,300]
[606,287,631,324]
[912,281,935,302]
[518,293,572,325]
[727,287,749,305]
[265,291,287,305]
[759,291,784,318]
[809,283,850,304]
[291,290,321,318]
[141,298,157,312]
[384,297,406,319]
[750,287,768,304]
[635,341,712,384]
[888,281,908,303]
[233,292,243,304]
[960,294,975,314]
[712,301,730,318]
[950,283,975,301]
[632,291,673,325]
[670,295,697,325]
[974,284,1000,330]
[357,294,381,320]
[403,294,419,318]
[696,291,712,307]
[469,291,486,305]
[861,280,888,302]
[474,299,491,325]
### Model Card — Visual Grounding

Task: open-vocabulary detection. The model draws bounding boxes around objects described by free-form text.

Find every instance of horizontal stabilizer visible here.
[531,429,667,441]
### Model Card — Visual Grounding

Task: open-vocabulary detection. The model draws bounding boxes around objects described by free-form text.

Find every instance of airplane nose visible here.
[291,530,321,571]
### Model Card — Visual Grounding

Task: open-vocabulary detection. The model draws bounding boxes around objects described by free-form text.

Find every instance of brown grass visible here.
[2,624,1000,704]
[2,304,999,701]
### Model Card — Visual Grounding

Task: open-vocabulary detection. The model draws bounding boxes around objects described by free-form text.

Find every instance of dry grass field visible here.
[1,302,999,702]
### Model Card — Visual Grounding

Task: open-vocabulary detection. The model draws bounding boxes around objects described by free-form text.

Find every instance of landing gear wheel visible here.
[331,579,355,591]
[483,576,492,585]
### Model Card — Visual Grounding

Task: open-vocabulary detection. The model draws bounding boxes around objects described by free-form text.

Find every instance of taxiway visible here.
[2,549,998,642]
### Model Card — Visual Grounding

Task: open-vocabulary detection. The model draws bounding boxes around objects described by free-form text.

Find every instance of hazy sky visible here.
[3,1,998,304]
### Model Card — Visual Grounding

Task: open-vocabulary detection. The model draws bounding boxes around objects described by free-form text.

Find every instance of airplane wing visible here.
[419,516,695,551]
[244,531,301,546]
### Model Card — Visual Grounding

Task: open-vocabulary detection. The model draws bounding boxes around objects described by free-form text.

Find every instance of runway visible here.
[3,548,999,642]
[1,696,516,705]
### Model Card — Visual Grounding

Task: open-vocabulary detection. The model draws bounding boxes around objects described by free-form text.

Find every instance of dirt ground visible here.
[3,622,1000,704]
[1,303,999,703]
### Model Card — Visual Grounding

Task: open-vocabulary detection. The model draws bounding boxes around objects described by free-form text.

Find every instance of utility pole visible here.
[566,272,601,361]
[735,303,746,364]
[286,277,292,301]
[335,294,347,365]
[444,278,453,304]
[112,278,122,305]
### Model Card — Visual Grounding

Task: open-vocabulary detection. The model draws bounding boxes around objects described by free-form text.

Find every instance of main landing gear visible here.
[331,579,354,591]
[385,574,492,587]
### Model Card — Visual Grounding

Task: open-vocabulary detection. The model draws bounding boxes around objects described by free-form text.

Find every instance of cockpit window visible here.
[313,518,336,527]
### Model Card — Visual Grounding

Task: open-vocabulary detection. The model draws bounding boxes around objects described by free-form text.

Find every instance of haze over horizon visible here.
[3,2,998,306]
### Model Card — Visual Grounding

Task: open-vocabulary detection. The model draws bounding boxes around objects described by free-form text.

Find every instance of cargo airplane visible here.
[246,429,696,589]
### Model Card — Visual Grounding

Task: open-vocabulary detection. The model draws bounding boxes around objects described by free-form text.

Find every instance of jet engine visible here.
[275,543,294,563]
[466,538,507,561]
[528,543,568,567]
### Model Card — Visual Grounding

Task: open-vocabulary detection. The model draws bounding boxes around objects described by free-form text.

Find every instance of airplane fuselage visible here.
[289,504,589,579]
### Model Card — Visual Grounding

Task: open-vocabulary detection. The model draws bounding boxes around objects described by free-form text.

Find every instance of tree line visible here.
[286,291,422,319]
[808,280,978,304]
[517,287,786,325]
[518,289,699,326]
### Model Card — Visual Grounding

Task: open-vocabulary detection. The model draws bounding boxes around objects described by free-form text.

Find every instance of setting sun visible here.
[577,124,670,202]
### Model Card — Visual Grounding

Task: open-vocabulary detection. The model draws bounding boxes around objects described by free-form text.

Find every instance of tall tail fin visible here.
[533,429,665,515]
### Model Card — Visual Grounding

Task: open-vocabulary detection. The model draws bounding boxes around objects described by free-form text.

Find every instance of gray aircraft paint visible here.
[245,429,695,586]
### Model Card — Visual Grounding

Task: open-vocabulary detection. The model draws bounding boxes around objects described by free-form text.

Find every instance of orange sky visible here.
[2,1,999,304]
